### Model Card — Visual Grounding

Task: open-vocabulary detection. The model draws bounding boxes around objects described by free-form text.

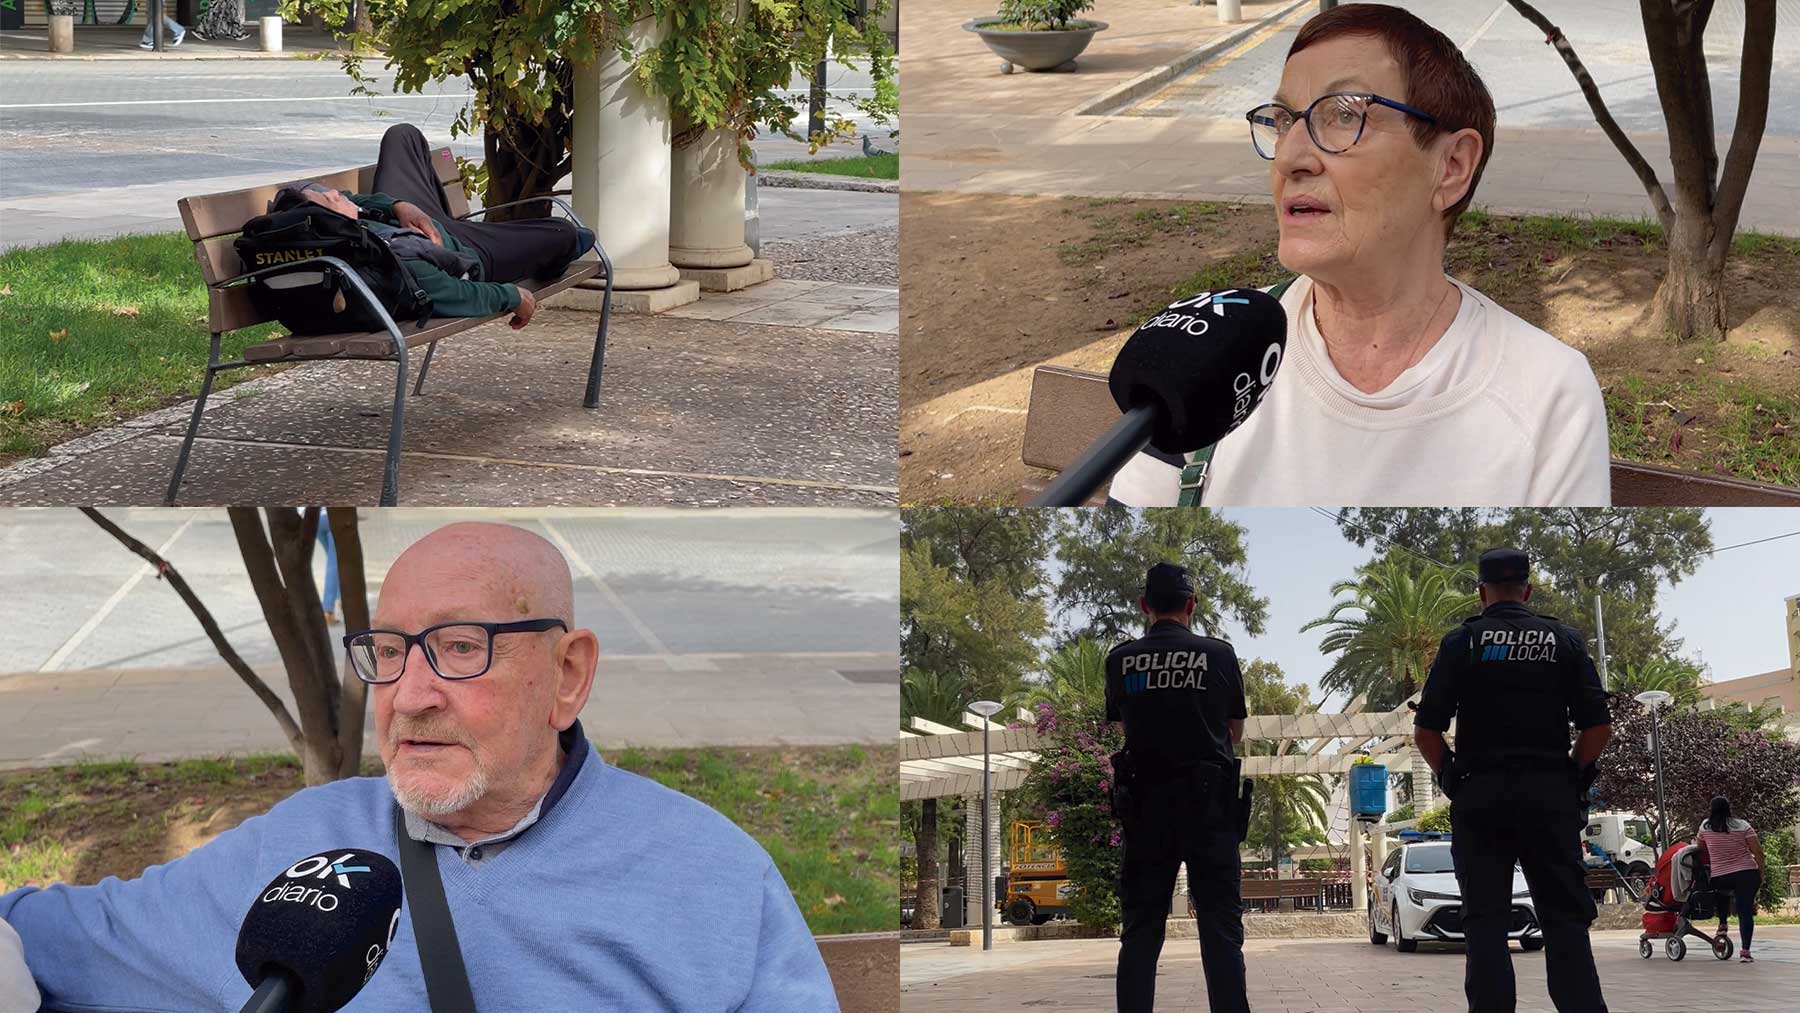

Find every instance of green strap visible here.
[1174,277,1296,507]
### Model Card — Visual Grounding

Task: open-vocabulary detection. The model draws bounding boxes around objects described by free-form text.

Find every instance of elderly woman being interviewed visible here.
[1109,4,1610,507]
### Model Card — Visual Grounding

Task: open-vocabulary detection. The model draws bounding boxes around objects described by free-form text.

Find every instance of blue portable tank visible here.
[1349,763,1387,819]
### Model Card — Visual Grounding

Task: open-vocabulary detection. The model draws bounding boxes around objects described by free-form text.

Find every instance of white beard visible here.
[388,761,490,818]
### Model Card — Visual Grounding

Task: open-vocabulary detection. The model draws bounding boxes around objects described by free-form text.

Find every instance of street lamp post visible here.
[1635,690,1673,853]
[969,699,1004,952]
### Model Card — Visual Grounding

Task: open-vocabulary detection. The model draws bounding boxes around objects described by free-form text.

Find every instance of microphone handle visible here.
[1029,404,1158,507]
[239,970,296,1013]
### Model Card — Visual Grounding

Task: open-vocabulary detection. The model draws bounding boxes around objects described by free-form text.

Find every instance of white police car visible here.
[1368,832,1542,952]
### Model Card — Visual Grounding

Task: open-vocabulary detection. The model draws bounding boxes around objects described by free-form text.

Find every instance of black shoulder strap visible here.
[1268,275,1298,300]
[394,805,479,1013]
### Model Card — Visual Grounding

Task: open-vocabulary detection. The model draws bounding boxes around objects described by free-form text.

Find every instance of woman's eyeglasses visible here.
[1244,92,1439,159]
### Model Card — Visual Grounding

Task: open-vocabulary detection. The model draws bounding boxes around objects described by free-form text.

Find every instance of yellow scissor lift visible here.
[999,821,1072,925]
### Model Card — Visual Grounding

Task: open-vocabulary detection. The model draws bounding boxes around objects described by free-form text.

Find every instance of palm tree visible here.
[1301,560,1477,710]
[1023,636,1109,718]
[901,667,969,931]
[1608,656,1704,709]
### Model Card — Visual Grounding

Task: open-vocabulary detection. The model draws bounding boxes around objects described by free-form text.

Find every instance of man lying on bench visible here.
[277,122,595,330]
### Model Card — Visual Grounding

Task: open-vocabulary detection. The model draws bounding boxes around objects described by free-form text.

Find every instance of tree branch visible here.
[1505,1,1675,232]
[230,507,337,783]
[80,508,305,756]
[1710,0,1775,267]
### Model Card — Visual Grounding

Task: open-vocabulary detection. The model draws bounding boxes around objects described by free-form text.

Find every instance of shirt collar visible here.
[402,720,590,850]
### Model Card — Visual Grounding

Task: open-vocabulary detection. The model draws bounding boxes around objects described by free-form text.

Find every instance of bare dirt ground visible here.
[899,191,1800,503]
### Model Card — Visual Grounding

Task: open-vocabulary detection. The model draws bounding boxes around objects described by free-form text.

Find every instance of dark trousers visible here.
[370,123,580,283]
[1710,868,1760,950]
[1117,772,1248,1013]
[1450,770,1607,1013]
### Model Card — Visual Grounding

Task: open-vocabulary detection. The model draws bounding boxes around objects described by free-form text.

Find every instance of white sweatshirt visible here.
[0,918,38,1013]
[1107,275,1612,506]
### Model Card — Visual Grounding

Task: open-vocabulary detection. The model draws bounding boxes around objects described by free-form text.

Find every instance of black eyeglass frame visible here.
[1244,92,1441,159]
[342,618,569,685]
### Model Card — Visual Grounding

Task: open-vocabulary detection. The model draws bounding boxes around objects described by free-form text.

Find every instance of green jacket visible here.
[346,192,520,318]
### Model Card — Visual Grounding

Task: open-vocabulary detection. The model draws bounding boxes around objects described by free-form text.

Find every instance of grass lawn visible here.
[0,232,281,463]
[0,744,896,936]
[763,152,898,180]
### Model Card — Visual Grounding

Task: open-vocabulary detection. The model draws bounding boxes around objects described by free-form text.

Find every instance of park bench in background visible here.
[817,932,900,1013]
[1239,877,1331,906]
[1021,366,1800,506]
[171,148,613,506]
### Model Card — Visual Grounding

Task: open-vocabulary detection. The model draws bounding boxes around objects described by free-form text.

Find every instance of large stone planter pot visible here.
[48,14,75,54]
[962,18,1108,73]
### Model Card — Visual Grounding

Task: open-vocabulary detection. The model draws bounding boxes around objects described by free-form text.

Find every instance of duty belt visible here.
[1464,755,1571,773]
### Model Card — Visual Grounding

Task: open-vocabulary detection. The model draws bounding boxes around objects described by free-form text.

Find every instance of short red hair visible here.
[1289,3,1496,239]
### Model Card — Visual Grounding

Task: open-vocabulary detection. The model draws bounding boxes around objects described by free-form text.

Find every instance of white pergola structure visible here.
[900,693,1446,925]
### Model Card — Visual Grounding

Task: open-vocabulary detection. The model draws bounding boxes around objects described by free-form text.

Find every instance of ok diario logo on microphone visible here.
[260,851,373,912]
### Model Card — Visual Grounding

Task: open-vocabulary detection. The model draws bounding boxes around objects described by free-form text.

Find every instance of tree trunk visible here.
[229,508,341,785]
[330,508,372,779]
[1651,219,1729,340]
[479,59,574,223]
[915,798,941,929]
[352,0,373,35]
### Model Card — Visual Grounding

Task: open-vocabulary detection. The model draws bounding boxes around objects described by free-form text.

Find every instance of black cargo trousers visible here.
[1116,764,1248,1013]
[1449,768,1608,1013]
[370,123,581,284]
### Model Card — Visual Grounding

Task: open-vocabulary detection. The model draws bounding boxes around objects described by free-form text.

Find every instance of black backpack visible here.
[234,202,432,335]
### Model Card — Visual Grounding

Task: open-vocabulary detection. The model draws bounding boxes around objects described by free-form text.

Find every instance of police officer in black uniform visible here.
[1413,548,1613,1013]
[1107,563,1251,1013]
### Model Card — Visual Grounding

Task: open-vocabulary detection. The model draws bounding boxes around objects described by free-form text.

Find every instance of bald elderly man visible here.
[1,522,838,1011]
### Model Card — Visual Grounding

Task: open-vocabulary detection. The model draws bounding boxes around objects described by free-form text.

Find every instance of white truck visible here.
[1582,811,1659,891]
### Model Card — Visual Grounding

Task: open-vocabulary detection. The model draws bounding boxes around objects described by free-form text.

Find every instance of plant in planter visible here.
[965,0,1108,74]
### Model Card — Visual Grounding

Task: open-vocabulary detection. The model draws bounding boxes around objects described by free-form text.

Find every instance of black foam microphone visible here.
[235,849,404,1013]
[1031,287,1288,506]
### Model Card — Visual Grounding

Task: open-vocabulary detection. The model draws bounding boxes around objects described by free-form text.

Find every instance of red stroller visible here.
[1638,841,1734,961]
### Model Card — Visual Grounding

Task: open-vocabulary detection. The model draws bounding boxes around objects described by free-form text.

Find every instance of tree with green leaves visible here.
[1239,660,1331,875]
[900,514,1048,707]
[900,506,1051,600]
[1333,508,1713,673]
[1023,635,1108,719]
[1054,509,1268,645]
[285,0,896,215]
[1608,656,1706,710]
[1301,559,1478,710]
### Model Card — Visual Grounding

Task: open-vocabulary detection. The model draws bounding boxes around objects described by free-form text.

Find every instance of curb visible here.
[756,171,898,194]
[0,47,342,61]
[1073,0,1314,117]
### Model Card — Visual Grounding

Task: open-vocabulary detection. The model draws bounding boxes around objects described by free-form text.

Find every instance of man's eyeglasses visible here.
[1244,92,1439,160]
[343,619,568,685]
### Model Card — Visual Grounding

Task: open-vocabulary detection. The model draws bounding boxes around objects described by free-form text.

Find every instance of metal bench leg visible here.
[583,249,614,410]
[380,343,411,506]
[165,333,223,506]
[413,340,439,396]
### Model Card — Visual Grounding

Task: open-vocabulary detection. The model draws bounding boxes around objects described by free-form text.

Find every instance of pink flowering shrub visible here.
[1019,701,1126,931]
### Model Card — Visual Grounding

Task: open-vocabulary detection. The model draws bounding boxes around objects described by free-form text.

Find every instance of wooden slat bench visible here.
[169,147,614,506]
[817,932,900,1013]
[1240,877,1331,903]
[1022,366,1800,506]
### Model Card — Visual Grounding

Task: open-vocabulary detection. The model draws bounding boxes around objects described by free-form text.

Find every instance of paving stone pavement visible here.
[0,307,898,506]
[900,927,1800,1011]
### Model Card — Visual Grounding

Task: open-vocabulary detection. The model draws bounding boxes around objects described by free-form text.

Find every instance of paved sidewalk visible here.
[902,0,1800,235]
[0,24,341,60]
[900,928,1800,1011]
[0,306,898,505]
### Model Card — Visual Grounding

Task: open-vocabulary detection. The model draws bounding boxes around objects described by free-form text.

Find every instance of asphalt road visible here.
[0,59,887,199]
[1,507,899,674]
[1129,0,1800,139]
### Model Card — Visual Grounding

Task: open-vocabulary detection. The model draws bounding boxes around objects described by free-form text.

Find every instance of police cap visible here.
[1477,547,1530,584]
[1145,562,1195,599]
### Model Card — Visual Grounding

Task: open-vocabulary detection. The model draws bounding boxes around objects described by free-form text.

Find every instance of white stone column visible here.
[1351,819,1367,913]
[570,16,691,302]
[963,792,1001,930]
[669,127,761,283]
[1412,751,1436,813]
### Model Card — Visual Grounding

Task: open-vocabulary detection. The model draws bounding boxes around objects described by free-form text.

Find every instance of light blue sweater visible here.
[1,741,839,1012]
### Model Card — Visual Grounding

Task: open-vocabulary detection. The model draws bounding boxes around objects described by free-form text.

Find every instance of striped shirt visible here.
[1697,819,1759,877]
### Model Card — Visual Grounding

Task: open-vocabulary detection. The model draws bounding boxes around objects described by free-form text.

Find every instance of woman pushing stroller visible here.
[1692,795,1767,963]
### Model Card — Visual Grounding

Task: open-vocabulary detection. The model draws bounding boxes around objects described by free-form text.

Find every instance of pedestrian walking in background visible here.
[317,509,340,625]
[1693,796,1767,962]
[137,12,187,49]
